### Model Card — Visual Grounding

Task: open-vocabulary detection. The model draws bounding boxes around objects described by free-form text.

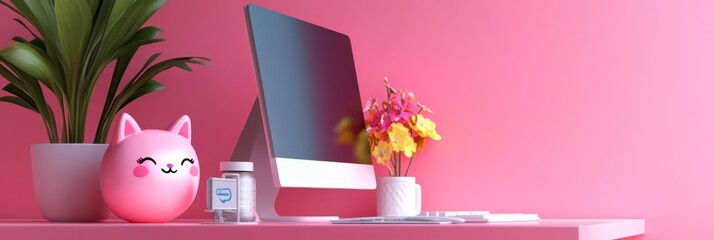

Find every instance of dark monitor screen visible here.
[246,4,369,164]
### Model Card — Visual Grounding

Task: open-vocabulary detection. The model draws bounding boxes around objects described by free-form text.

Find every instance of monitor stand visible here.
[230,98,338,222]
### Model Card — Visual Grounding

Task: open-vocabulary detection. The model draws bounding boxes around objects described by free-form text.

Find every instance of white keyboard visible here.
[331,211,539,224]
[331,211,489,224]
[422,211,540,223]
[421,211,490,217]
[331,216,464,224]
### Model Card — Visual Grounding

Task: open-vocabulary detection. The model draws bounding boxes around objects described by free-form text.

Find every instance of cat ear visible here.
[168,115,191,142]
[115,113,142,144]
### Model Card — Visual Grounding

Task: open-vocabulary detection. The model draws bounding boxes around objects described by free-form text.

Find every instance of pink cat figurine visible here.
[100,113,200,223]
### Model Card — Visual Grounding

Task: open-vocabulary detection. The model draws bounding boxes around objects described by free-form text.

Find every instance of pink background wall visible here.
[1,0,713,239]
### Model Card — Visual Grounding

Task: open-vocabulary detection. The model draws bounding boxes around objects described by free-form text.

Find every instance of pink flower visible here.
[387,90,421,123]
[363,97,377,112]
[383,77,397,95]
[364,98,390,135]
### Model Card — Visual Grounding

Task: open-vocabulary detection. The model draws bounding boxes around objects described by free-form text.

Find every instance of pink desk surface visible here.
[0,219,644,240]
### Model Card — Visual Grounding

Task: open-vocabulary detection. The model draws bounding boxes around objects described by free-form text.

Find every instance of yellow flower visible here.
[414,136,428,151]
[388,123,417,157]
[409,115,441,140]
[372,141,393,165]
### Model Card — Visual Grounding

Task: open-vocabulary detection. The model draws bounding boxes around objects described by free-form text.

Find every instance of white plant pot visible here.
[377,177,421,216]
[31,144,110,222]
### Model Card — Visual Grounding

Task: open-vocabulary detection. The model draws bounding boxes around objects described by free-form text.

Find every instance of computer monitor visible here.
[230,4,376,221]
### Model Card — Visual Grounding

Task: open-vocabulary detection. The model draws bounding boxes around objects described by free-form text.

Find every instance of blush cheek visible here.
[190,165,199,177]
[133,165,149,178]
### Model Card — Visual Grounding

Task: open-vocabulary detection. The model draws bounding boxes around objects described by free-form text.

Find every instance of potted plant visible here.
[0,0,209,221]
[364,78,441,216]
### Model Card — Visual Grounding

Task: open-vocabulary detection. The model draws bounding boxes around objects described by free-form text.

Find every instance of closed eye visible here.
[137,157,157,165]
[181,158,194,166]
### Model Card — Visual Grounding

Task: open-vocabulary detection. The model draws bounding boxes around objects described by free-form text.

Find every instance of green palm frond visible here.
[0,0,210,143]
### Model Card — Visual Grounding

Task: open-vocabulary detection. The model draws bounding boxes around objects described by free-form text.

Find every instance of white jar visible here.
[220,161,256,222]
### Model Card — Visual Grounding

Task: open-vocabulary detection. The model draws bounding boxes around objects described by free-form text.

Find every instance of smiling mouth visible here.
[161,168,177,174]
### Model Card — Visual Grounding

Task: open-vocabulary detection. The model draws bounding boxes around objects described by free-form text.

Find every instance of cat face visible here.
[100,113,200,223]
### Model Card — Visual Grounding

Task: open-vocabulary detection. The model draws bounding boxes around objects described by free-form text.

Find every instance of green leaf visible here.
[0,62,25,88]
[111,26,164,60]
[2,83,36,109]
[28,38,46,51]
[132,26,164,40]
[81,0,115,95]
[11,0,60,60]
[3,60,60,142]
[0,0,22,16]
[85,0,115,50]
[107,0,136,30]
[128,57,205,90]
[178,62,195,72]
[112,57,208,131]
[12,18,39,39]
[0,43,63,94]
[12,36,47,51]
[113,38,164,59]
[0,96,37,112]
[13,65,59,143]
[119,79,165,109]
[115,57,207,105]
[116,26,164,64]
[95,26,163,143]
[101,0,167,60]
[55,0,92,91]
[130,53,162,83]
[0,64,36,109]
[87,0,100,18]
[106,27,163,94]
[11,36,27,42]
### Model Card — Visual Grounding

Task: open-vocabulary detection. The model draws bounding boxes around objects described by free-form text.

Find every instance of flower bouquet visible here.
[364,78,441,176]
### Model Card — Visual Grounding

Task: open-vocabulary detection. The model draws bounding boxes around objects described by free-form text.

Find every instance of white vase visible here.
[31,144,111,222]
[377,177,421,216]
